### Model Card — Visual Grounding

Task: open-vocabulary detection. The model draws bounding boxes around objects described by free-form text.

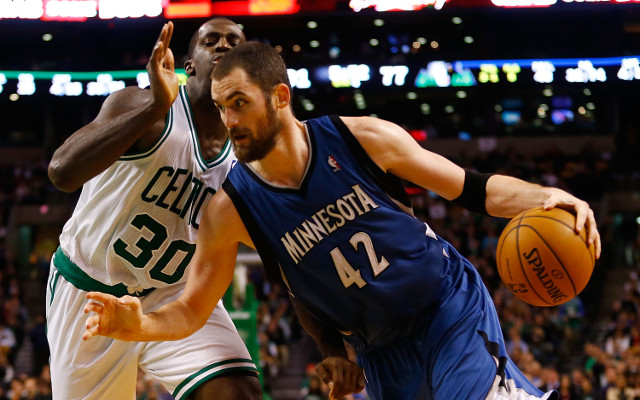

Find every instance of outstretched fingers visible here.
[161,21,175,71]
[147,22,176,76]
[151,22,173,63]
[146,21,179,107]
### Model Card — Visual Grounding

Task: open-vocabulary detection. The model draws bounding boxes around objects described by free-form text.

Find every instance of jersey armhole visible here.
[120,108,172,161]
[328,114,412,208]
[222,179,284,284]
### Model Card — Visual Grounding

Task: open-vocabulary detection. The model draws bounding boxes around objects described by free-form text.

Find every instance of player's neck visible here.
[185,80,229,155]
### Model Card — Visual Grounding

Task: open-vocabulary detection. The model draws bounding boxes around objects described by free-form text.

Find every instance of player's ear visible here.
[273,83,290,109]
[184,59,195,76]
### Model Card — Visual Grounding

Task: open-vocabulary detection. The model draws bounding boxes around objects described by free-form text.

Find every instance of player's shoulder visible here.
[337,115,403,142]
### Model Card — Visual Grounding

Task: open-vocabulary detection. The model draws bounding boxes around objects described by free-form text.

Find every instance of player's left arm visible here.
[83,190,249,341]
[341,116,600,258]
[290,295,364,399]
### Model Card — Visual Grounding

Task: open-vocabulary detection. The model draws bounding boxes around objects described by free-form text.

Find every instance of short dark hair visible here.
[187,17,238,58]
[211,41,291,97]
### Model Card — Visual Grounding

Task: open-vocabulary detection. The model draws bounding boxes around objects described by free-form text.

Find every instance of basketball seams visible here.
[517,214,589,247]
[518,225,578,297]
[519,216,594,269]
[513,223,553,306]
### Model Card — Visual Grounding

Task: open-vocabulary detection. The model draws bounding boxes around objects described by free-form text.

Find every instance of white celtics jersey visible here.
[58,85,236,292]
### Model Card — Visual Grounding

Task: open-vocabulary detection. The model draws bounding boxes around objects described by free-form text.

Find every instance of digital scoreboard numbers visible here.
[1,56,640,99]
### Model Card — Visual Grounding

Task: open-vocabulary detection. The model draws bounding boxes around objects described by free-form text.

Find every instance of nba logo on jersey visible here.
[328,155,341,172]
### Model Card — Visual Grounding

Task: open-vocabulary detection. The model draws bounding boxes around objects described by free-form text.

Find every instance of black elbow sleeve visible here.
[451,170,493,214]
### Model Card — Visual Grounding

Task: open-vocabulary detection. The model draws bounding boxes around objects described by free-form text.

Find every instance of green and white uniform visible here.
[46,85,257,400]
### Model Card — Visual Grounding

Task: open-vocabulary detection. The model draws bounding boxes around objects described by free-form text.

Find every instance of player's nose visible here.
[216,37,232,52]
[222,110,239,129]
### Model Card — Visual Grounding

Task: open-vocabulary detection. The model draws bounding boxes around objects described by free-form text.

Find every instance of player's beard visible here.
[231,102,281,163]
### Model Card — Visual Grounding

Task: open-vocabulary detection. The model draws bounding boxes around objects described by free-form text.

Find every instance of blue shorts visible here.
[354,264,558,400]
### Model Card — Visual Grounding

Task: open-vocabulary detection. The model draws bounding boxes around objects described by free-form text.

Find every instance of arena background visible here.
[0,1,638,399]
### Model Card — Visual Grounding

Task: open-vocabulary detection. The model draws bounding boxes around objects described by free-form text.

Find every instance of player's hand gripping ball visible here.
[496,207,595,307]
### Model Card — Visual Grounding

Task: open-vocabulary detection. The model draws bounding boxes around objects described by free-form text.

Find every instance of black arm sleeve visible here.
[451,170,493,215]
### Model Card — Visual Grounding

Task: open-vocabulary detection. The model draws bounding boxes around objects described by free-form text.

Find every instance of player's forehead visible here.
[211,69,257,101]
[198,19,244,40]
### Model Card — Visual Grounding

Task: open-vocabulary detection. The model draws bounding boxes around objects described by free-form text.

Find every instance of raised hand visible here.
[147,21,179,110]
[316,356,365,400]
[83,292,144,341]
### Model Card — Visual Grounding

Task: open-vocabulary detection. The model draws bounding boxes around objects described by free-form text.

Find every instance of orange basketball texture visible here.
[496,207,595,307]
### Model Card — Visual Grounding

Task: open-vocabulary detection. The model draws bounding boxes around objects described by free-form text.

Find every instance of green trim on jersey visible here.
[172,358,258,400]
[207,138,232,167]
[119,103,174,161]
[53,247,154,297]
[179,86,233,171]
[48,268,60,306]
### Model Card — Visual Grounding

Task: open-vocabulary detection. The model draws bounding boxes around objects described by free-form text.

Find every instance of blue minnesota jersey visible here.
[224,115,475,349]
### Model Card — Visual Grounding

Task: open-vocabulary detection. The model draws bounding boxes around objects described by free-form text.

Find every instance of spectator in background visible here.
[28,315,48,377]
[558,373,582,400]
[605,324,631,360]
[0,352,14,391]
[506,325,530,357]
[539,367,561,393]
[6,377,24,400]
[0,318,16,366]
[604,374,635,400]
[301,375,328,400]
[35,378,52,400]
[600,366,619,398]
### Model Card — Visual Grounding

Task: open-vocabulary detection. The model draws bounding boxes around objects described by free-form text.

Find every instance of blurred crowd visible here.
[0,134,637,400]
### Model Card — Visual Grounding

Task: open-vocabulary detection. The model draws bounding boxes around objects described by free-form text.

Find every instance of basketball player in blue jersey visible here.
[81,42,602,400]
[46,22,262,400]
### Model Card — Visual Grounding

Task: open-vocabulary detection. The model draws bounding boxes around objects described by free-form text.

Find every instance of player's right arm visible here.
[82,189,248,342]
[48,22,179,192]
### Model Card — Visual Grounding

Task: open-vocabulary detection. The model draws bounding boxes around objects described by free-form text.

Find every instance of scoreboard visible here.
[1,55,638,100]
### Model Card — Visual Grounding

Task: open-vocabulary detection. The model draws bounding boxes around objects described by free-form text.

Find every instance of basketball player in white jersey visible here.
[46,20,262,400]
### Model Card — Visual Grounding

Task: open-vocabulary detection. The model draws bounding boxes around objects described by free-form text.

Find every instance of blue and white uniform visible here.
[224,115,557,400]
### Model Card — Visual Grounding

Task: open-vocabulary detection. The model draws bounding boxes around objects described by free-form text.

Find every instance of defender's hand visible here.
[147,21,179,109]
[83,292,144,341]
[316,356,365,399]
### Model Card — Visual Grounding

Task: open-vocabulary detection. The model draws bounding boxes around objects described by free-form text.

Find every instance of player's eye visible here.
[203,35,220,46]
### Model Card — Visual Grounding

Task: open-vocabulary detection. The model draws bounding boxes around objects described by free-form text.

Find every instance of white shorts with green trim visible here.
[45,262,257,400]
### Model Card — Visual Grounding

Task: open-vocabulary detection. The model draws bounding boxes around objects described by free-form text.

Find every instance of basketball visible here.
[496,207,595,307]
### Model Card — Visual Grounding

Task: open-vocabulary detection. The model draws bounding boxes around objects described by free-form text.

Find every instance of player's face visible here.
[212,68,281,163]
[188,20,245,77]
